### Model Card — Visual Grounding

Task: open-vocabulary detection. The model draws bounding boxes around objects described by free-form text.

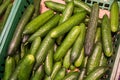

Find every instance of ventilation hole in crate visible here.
[99,2,103,6]
[93,1,97,4]
[87,0,91,3]
[105,4,109,8]
[26,0,31,4]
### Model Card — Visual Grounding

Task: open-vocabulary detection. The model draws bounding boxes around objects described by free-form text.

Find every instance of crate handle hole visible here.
[87,0,91,3]
[105,4,109,8]
[93,1,97,4]
[99,2,103,6]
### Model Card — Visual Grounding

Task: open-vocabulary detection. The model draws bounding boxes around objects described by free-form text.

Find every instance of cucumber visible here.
[14,51,20,65]
[81,56,88,68]
[34,33,55,70]
[85,3,99,56]
[20,44,26,59]
[73,7,86,14]
[102,14,113,57]
[0,0,2,5]
[9,54,35,80]
[54,26,80,61]
[63,49,71,69]
[30,37,41,56]
[110,1,119,32]
[51,61,62,80]
[54,67,66,80]
[63,71,79,80]
[50,12,86,38]
[99,52,108,67]
[8,4,34,55]
[71,23,86,63]
[44,75,51,80]
[28,14,60,42]
[45,46,54,76]
[78,68,86,80]
[69,64,76,71]
[23,10,54,35]
[64,0,73,3]
[0,0,11,16]
[86,42,102,74]
[74,47,84,67]
[3,56,15,80]
[31,65,44,80]
[84,67,108,80]
[95,27,101,43]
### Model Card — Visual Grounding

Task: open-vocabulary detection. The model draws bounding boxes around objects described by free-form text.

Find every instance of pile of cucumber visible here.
[0,0,13,34]
[3,0,119,80]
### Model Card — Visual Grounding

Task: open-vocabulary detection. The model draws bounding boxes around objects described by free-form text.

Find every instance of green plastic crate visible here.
[0,0,119,79]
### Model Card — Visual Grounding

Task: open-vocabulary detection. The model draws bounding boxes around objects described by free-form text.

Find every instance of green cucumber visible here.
[54,67,66,80]
[34,33,55,70]
[0,0,3,5]
[51,61,62,80]
[45,46,54,76]
[70,23,86,63]
[31,65,44,80]
[86,42,102,74]
[9,54,35,80]
[69,64,76,71]
[3,56,15,80]
[44,75,51,80]
[73,7,86,13]
[20,44,27,59]
[14,51,20,65]
[63,49,71,69]
[63,71,79,80]
[74,47,84,67]
[0,0,11,16]
[54,26,80,61]
[85,3,99,56]
[81,56,88,68]
[78,68,86,80]
[95,27,101,43]
[102,14,113,57]
[23,10,54,34]
[64,0,73,3]
[84,67,108,80]
[28,14,60,42]
[8,4,34,55]
[110,1,119,32]
[30,37,41,56]
[50,12,86,38]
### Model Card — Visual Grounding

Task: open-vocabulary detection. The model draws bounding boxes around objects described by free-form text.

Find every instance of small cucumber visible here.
[85,3,99,56]
[14,51,20,65]
[102,14,113,57]
[50,12,86,38]
[69,64,76,71]
[3,56,15,80]
[84,66,108,80]
[78,68,86,80]
[51,61,62,80]
[23,10,54,34]
[86,42,102,74]
[28,14,60,42]
[81,56,88,68]
[30,37,41,56]
[54,26,80,61]
[70,23,86,63]
[63,49,71,69]
[74,47,84,67]
[110,1,119,32]
[95,27,101,43]
[73,7,86,14]
[54,67,66,80]
[31,65,44,80]
[45,46,54,76]
[63,71,79,80]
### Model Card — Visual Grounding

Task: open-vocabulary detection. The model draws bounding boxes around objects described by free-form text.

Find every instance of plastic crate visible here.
[0,0,119,79]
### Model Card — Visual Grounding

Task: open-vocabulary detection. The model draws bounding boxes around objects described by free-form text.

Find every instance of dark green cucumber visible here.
[73,7,86,13]
[14,51,20,65]
[1,3,12,32]
[0,0,11,16]
[63,49,71,69]
[51,61,62,80]
[102,14,113,57]
[30,37,41,56]
[95,27,101,43]
[74,47,84,67]
[23,10,54,34]
[34,33,55,70]
[84,66,108,80]
[54,67,66,80]
[45,46,54,76]
[54,26,80,61]
[59,2,74,25]
[86,42,102,74]
[32,0,41,19]
[31,65,44,80]
[110,1,119,32]
[78,68,86,80]
[8,4,34,55]
[50,12,86,38]
[85,3,99,56]
[63,71,79,80]
[28,14,60,42]
[0,0,2,5]
[9,54,35,80]
[20,43,28,59]
[99,52,108,67]
[71,23,86,63]
[3,56,15,80]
